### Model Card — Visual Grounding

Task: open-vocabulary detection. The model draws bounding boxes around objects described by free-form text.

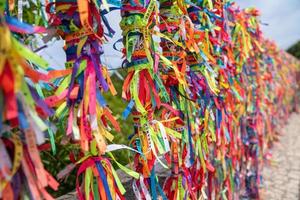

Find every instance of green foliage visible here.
[287,41,300,59]
[41,130,79,197]
[11,0,48,26]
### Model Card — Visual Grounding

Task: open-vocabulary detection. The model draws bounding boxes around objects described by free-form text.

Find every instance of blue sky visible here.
[42,0,300,68]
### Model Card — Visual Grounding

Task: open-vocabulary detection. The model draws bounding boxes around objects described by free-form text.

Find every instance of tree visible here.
[287,41,300,59]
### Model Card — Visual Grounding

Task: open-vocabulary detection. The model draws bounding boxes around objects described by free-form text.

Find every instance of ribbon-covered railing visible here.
[0,0,299,199]
[119,0,300,199]
[0,1,60,199]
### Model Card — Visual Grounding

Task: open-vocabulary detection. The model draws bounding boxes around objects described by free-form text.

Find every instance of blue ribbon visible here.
[77,72,84,103]
[216,108,222,129]
[186,114,195,165]
[95,160,113,200]
[5,16,44,34]
[150,169,157,200]
[96,88,107,107]
[107,0,121,7]
[17,101,29,130]
[122,99,134,119]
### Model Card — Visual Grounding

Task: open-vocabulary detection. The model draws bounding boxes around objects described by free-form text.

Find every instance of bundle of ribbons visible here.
[0,1,60,199]
[0,0,300,199]
[46,0,140,199]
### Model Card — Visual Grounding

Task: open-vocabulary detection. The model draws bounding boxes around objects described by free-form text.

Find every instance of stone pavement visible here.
[260,113,300,200]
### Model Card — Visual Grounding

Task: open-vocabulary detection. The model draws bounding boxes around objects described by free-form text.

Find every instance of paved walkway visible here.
[260,113,300,200]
